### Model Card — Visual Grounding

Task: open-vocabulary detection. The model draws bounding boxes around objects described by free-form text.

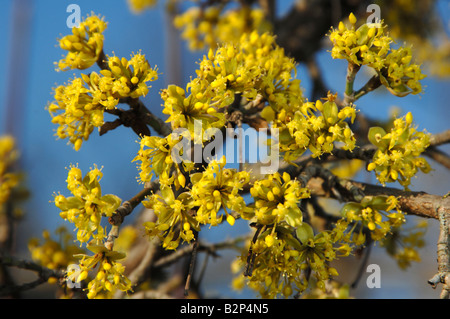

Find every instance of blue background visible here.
[0,0,449,298]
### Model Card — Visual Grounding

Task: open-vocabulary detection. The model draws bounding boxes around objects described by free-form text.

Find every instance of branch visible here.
[429,129,450,147]
[428,207,450,299]
[307,177,450,219]
[108,181,160,226]
[96,49,109,71]
[353,74,382,102]
[0,254,64,296]
[343,62,361,106]
[122,97,172,137]
[105,181,160,251]
[184,231,199,296]
[425,147,450,170]
[152,236,247,269]
[244,224,264,277]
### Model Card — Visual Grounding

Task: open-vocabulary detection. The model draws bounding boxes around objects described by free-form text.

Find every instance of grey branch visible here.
[0,254,64,296]
[428,207,450,299]
[306,177,450,220]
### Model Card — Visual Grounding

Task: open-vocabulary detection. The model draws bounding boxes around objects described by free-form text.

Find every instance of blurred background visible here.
[0,0,449,298]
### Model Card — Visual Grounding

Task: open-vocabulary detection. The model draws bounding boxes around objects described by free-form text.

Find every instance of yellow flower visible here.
[329,14,426,96]
[367,112,430,189]
[54,165,122,244]
[101,52,159,99]
[382,220,427,270]
[340,195,405,242]
[48,76,106,150]
[161,83,226,137]
[143,186,198,250]
[240,223,341,298]
[71,243,132,298]
[56,13,107,71]
[279,98,357,160]
[247,172,310,227]
[50,14,159,150]
[133,133,193,189]
[240,226,305,298]
[190,156,250,226]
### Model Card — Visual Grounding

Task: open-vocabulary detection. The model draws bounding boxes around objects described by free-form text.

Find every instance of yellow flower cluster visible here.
[246,172,309,227]
[241,228,306,298]
[160,31,302,143]
[28,228,84,275]
[133,133,193,189]
[49,52,158,150]
[54,165,122,244]
[235,222,346,298]
[191,156,250,226]
[199,31,302,111]
[143,187,198,250]
[0,135,20,206]
[295,227,347,290]
[57,14,107,71]
[341,195,404,241]
[367,112,430,189]
[100,53,159,99]
[266,95,357,161]
[174,4,271,50]
[142,156,249,249]
[161,84,226,139]
[49,77,104,151]
[127,0,157,14]
[329,13,426,96]
[69,243,132,299]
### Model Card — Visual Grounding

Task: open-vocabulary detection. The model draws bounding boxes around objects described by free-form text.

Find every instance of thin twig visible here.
[108,182,159,226]
[184,231,199,296]
[96,49,109,71]
[351,237,373,289]
[113,237,160,299]
[152,237,247,269]
[353,74,382,101]
[105,182,160,252]
[425,147,450,169]
[429,129,450,147]
[343,62,361,106]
